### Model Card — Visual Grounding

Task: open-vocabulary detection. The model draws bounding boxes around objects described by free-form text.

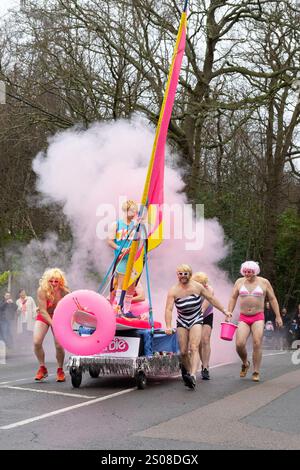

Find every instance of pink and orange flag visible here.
[121,3,188,293]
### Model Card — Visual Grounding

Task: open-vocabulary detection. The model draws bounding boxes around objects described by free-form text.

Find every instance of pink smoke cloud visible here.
[33,117,237,364]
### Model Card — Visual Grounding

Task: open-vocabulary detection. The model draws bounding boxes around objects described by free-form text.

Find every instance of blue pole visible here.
[142,226,154,331]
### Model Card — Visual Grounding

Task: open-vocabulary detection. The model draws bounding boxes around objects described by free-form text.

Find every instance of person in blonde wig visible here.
[192,272,214,380]
[108,200,138,314]
[165,264,230,390]
[33,268,70,382]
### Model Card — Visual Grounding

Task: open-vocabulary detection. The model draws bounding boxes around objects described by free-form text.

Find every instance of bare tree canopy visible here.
[0,0,300,306]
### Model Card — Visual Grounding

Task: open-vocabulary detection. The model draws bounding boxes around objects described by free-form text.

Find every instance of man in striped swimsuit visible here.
[165,264,230,390]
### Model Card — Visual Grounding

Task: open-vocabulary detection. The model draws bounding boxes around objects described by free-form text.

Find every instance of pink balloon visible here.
[52,289,116,355]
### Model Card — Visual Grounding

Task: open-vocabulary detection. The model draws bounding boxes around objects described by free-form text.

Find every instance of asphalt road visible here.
[0,337,300,451]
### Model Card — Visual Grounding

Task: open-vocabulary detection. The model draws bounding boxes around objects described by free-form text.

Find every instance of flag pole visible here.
[119,1,188,308]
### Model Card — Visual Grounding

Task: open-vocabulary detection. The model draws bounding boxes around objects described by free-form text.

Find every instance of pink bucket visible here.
[220,322,238,341]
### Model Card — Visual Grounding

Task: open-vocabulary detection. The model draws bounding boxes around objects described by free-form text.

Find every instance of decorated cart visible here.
[67,327,180,389]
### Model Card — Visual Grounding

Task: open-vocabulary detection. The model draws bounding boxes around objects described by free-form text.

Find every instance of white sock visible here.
[123,295,133,314]
[114,289,122,305]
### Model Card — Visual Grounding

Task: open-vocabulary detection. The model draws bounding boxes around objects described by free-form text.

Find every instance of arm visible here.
[201,285,214,313]
[16,300,22,315]
[37,289,53,327]
[107,222,119,251]
[165,289,175,334]
[265,281,283,328]
[30,297,37,319]
[201,286,231,320]
[227,281,240,316]
[131,283,145,303]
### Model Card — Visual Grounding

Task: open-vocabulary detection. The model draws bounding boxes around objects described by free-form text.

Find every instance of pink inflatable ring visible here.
[52,290,116,356]
[130,299,150,317]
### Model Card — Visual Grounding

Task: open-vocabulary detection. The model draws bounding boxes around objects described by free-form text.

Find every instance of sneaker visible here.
[56,368,66,382]
[35,365,48,381]
[180,364,190,387]
[185,374,196,390]
[240,361,250,378]
[201,368,210,380]
[182,373,192,387]
[113,304,122,315]
[252,372,260,382]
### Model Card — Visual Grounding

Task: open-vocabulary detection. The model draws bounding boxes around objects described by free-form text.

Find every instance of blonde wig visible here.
[192,272,208,286]
[122,200,138,213]
[176,264,192,275]
[39,268,69,301]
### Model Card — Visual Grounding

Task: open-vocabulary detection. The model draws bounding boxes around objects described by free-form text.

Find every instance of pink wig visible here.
[240,260,260,276]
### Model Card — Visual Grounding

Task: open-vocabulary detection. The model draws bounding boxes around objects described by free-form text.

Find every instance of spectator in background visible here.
[16,289,37,334]
[277,308,290,350]
[287,319,299,348]
[0,293,17,350]
[295,304,300,333]
[264,300,276,328]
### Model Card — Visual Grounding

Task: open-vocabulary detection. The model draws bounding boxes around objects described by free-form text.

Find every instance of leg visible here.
[123,284,135,313]
[52,333,65,369]
[113,273,124,308]
[251,320,264,373]
[201,324,212,370]
[117,273,124,290]
[115,272,133,313]
[188,324,202,377]
[176,327,190,372]
[236,321,251,365]
[4,320,13,349]
[33,321,49,366]
[52,330,66,382]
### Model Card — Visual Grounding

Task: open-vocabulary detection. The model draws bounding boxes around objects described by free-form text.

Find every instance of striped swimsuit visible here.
[175,294,204,329]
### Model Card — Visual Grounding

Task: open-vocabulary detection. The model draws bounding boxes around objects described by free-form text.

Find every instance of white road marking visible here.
[262,351,287,356]
[0,387,136,430]
[0,375,55,385]
[0,385,96,399]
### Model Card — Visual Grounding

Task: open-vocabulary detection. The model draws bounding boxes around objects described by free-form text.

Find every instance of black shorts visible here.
[203,313,213,329]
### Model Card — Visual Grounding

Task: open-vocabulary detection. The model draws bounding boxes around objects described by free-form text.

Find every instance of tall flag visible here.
[120,1,188,299]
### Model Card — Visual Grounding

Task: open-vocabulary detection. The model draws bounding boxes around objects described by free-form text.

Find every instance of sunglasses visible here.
[49,280,59,284]
[244,270,255,274]
[177,272,190,276]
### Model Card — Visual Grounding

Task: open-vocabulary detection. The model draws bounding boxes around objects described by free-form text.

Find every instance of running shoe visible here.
[56,368,66,382]
[252,372,260,382]
[122,312,135,318]
[35,365,48,381]
[240,361,250,378]
[201,368,210,380]
[180,364,190,387]
[185,374,196,390]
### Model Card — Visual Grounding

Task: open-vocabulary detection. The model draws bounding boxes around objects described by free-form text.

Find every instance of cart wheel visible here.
[135,371,147,390]
[88,365,100,378]
[70,367,82,388]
